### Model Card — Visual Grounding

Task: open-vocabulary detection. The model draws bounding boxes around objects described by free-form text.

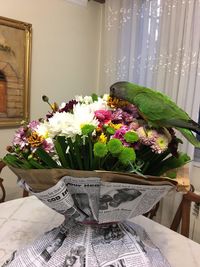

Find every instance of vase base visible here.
[2,220,170,267]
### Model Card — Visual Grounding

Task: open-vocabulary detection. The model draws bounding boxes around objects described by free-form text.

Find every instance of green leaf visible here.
[153,153,190,176]
[91,93,98,101]
[35,147,59,168]
[55,136,69,168]
[28,158,46,169]
[3,154,31,169]
[3,154,20,168]
[74,135,83,170]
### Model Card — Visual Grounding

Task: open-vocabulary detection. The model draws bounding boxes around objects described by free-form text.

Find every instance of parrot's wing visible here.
[134,92,188,122]
[134,92,200,147]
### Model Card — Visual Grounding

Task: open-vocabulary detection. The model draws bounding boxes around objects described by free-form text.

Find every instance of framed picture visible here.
[0,16,32,127]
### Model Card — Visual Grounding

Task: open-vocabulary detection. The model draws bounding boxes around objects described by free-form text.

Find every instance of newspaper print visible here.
[22,176,172,224]
[32,176,101,222]
[2,176,173,266]
[2,220,171,267]
[98,182,171,223]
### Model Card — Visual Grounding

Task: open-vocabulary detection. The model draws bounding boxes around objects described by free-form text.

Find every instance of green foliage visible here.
[93,142,108,158]
[91,93,98,101]
[107,139,123,155]
[81,125,95,135]
[106,126,116,135]
[124,131,139,143]
[35,147,59,168]
[119,147,136,165]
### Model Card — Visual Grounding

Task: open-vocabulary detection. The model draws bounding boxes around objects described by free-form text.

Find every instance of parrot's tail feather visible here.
[166,119,200,134]
[188,120,200,133]
[177,128,200,148]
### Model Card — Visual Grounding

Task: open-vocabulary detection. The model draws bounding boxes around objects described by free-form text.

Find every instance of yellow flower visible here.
[109,122,122,130]
[98,133,107,144]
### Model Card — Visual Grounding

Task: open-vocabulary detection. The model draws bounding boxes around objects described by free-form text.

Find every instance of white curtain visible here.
[99,0,200,158]
[99,0,200,227]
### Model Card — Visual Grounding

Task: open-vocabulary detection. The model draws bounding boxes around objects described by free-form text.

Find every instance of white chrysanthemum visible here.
[75,95,93,105]
[47,112,74,138]
[75,95,84,102]
[89,96,109,112]
[35,122,49,138]
[83,96,93,104]
[46,103,99,139]
[72,102,99,130]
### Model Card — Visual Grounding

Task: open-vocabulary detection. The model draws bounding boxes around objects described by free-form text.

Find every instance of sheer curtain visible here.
[99,0,200,227]
[99,0,200,157]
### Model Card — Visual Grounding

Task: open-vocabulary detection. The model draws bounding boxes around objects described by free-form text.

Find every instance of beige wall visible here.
[0,0,102,200]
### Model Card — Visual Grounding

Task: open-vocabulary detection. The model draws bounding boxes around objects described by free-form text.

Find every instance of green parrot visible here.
[110,81,200,148]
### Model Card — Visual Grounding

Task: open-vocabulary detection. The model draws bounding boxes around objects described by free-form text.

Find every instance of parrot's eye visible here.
[110,87,115,96]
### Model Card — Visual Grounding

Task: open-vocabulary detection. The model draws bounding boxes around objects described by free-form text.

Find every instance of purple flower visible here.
[122,104,139,118]
[122,111,134,123]
[111,108,123,123]
[59,100,78,113]
[136,127,158,146]
[28,120,40,131]
[12,126,28,149]
[129,120,140,130]
[42,140,54,153]
[111,107,139,125]
[113,125,130,146]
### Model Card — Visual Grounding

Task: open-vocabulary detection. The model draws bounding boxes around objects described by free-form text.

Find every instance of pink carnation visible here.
[95,110,112,126]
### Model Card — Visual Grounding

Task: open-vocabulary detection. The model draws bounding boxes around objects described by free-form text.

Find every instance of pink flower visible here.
[111,108,137,124]
[28,120,40,131]
[136,127,158,146]
[129,120,140,130]
[113,125,130,146]
[151,134,169,154]
[12,126,28,149]
[111,109,123,122]
[95,110,112,126]
[42,139,54,153]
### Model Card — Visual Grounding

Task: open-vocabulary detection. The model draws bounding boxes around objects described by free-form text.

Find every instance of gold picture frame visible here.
[0,16,32,127]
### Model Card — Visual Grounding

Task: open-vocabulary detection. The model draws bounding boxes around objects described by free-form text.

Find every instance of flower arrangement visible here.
[3,93,190,178]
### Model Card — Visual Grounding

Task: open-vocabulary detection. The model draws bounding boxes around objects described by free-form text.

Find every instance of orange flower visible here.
[107,96,129,108]
[27,132,44,147]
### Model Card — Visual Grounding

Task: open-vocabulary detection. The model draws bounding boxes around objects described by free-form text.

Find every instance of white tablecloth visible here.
[0,196,200,267]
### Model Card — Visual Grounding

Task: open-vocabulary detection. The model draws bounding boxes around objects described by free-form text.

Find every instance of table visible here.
[0,196,200,266]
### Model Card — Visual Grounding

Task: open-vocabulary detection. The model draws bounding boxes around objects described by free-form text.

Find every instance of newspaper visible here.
[2,219,170,267]
[2,176,173,266]
[18,175,172,224]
